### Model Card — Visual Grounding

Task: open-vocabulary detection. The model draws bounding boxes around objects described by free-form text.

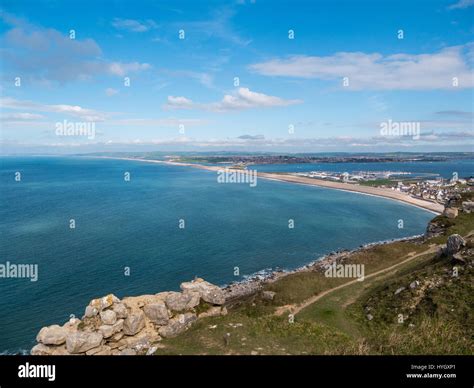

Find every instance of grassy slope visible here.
[155,213,474,355]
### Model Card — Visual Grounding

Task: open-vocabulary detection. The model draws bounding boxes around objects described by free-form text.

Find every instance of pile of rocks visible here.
[31,278,227,356]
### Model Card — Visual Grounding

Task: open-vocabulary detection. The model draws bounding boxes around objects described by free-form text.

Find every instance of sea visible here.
[0,156,459,353]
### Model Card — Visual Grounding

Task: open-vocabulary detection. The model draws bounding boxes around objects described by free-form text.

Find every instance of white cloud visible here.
[1,97,109,121]
[448,0,474,9]
[249,44,474,90]
[106,118,207,127]
[1,112,45,122]
[0,12,151,83]
[166,96,194,109]
[164,87,303,111]
[108,62,151,76]
[111,18,158,32]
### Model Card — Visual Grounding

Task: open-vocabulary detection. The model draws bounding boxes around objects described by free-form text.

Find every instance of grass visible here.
[359,179,396,187]
[154,212,473,355]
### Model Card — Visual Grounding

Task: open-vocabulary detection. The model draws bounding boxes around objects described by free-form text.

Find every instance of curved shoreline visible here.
[84,155,441,301]
[221,233,426,302]
[90,156,444,215]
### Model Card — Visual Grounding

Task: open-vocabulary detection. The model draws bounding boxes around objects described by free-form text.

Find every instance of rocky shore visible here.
[222,234,425,303]
[32,278,228,356]
[31,187,472,356]
[31,235,429,356]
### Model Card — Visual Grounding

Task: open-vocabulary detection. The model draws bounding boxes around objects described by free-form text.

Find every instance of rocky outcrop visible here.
[36,325,67,346]
[180,278,226,305]
[31,278,228,356]
[66,331,103,354]
[445,234,466,257]
[443,207,458,219]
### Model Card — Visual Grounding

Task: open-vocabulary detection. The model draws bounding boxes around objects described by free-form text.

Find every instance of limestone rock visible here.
[262,291,276,301]
[36,325,67,346]
[124,332,159,351]
[165,291,200,311]
[66,332,103,354]
[394,287,405,295]
[158,313,197,338]
[99,319,124,339]
[123,311,145,335]
[180,278,225,305]
[86,345,111,356]
[89,294,120,312]
[109,331,124,343]
[31,343,54,355]
[446,234,465,256]
[84,305,99,318]
[443,207,458,219]
[409,280,420,289]
[112,303,128,319]
[143,302,169,325]
[119,348,137,355]
[63,317,81,332]
[100,310,117,325]
[31,343,69,356]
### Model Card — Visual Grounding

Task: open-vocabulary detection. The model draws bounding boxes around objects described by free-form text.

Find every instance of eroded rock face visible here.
[31,278,227,355]
[445,234,465,256]
[100,310,117,325]
[112,303,128,319]
[89,294,120,312]
[123,311,145,336]
[180,278,225,305]
[143,302,169,325]
[31,343,70,356]
[165,291,200,311]
[86,345,112,356]
[36,325,67,346]
[99,319,124,339]
[66,332,103,354]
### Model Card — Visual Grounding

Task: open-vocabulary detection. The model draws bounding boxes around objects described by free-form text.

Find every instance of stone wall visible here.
[31,278,227,355]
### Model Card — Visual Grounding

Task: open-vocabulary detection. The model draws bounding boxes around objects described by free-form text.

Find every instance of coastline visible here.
[221,233,426,302]
[85,156,440,302]
[90,155,444,215]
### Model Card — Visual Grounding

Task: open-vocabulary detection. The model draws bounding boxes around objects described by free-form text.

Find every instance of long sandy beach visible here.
[93,156,445,214]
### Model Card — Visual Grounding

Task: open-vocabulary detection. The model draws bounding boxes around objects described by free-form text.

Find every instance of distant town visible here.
[291,170,473,205]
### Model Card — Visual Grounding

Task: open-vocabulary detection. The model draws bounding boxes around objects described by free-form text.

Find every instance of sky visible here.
[0,0,473,154]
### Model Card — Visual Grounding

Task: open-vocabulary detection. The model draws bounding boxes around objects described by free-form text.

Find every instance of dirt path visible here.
[274,245,440,317]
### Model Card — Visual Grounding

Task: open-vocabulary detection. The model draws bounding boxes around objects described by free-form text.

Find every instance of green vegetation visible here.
[155,212,473,355]
[359,179,396,187]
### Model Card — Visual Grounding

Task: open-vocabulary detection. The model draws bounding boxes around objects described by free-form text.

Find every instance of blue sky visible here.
[0,0,473,153]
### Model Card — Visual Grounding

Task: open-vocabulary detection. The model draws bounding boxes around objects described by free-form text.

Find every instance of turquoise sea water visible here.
[0,156,435,353]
